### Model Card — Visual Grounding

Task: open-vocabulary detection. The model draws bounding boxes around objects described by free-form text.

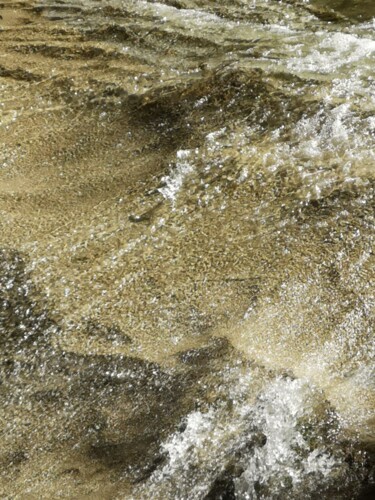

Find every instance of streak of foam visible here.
[158,149,195,205]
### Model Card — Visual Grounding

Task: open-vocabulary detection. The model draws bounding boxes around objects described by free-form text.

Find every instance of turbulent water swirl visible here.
[0,1,374,498]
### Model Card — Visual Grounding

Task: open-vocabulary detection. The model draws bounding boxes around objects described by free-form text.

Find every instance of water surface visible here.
[0,1,374,498]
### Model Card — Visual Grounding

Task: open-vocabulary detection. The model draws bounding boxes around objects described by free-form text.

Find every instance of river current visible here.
[0,1,374,498]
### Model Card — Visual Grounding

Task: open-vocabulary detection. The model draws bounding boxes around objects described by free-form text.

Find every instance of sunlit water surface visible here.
[0,0,374,498]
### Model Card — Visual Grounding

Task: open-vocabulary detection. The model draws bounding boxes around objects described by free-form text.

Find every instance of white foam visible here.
[235,378,336,496]
[287,32,375,75]
[158,150,194,204]
[140,373,340,499]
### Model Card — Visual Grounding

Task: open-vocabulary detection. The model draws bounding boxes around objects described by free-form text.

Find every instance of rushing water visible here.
[0,0,374,498]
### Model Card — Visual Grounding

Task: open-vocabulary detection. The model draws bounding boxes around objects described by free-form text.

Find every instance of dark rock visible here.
[85,320,132,345]
[204,472,236,500]
[358,484,375,500]
[60,468,80,476]
[6,451,28,467]
[0,248,56,350]
[178,337,230,366]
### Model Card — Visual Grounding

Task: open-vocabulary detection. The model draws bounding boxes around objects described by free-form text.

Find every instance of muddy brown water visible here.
[0,1,374,498]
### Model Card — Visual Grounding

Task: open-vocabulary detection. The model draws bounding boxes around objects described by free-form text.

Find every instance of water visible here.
[0,0,374,498]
